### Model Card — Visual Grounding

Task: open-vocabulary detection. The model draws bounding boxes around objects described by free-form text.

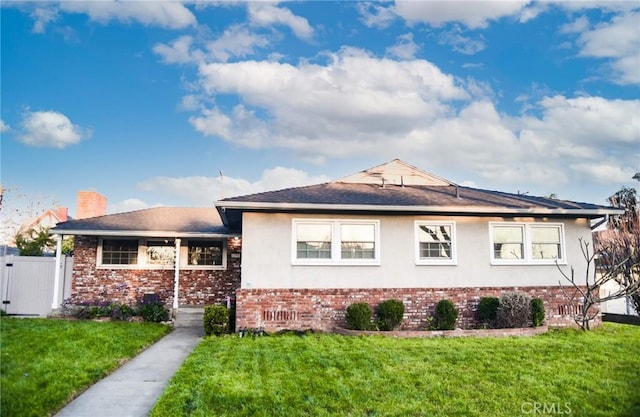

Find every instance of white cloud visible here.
[356,2,398,29]
[30,5,58,33]
[191,47,467,154]
[386,33,420,60]
[108,198,155,215]
[560,16,590,34]
[0,120,10,133]
[21,1,196,32]
[206,24,271,62]
[574,11,640,84]
[247,2,313,40]
[59,1,196,29]
[154,25,270,65]
[393,0,531,29]
[153,35,201,65]
[19,110,91,148]
[137,167,331,205]
[438,26,486,55]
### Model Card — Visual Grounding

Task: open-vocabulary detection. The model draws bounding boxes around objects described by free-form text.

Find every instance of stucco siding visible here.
[241,212,591,289]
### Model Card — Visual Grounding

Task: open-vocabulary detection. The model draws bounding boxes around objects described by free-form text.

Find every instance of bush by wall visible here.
[136,301,169,323]
[204,305,230,336]
[434,299,458,330]
[477,297,499,326]
[376,299,405,331]
[531,298,545,327]
[345,302,373,330]
[496,292,531,328]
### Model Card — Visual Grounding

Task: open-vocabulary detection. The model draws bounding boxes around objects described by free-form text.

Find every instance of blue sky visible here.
[1,1,639,232]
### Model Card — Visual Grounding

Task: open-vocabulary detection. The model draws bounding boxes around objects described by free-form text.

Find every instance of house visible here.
[52,160,622,330]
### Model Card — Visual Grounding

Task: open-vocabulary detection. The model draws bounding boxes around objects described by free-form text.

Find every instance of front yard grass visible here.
[152,323,640,417]
[1,318,170,417]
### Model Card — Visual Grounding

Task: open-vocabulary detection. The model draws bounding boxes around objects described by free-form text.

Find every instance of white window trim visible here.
[292,219,380,266]
[489,222,566,265]
[181,239,227,270]
[98,238,227,270]
[414,221,457,265]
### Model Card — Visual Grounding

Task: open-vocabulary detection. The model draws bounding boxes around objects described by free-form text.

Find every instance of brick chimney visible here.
[76,191,107,219]
[56,207,69,222]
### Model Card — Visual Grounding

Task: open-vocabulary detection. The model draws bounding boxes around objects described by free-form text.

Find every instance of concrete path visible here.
[55,326,203,417]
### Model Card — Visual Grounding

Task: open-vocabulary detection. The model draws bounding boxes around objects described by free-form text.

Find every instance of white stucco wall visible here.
[240,212,592,289]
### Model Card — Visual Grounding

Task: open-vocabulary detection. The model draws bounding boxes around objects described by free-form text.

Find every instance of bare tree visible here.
[557,238,640,330]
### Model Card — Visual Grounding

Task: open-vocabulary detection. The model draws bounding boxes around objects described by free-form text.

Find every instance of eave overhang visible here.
[50,229,240,238]
[215,201,624,218]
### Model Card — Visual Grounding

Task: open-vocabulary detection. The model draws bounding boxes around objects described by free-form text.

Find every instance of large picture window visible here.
[415,221,456,265]
[490,223,565,264]
[293,219,379,265]
[146,240,175,265]
[101,239,139,265]
[188,240,224,266]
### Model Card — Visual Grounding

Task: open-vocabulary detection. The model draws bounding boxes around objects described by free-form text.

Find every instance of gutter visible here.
[215,201,625,218]
[49,229,240,238]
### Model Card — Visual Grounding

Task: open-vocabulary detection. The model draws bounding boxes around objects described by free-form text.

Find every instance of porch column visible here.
[173,238,181,310]
[51,234,63,309]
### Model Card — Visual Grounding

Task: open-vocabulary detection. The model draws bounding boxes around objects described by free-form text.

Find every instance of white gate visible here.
[0,255,73,316]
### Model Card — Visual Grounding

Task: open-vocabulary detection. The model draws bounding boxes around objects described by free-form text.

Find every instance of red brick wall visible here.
[71,236,241,306]
[236,286,595,332]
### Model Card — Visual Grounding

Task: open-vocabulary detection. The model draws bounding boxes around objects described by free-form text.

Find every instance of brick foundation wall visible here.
[70,236,241,307]
[236,287,596,332]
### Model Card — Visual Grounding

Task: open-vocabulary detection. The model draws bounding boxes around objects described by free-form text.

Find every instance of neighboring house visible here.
[16,207,69,238]
[53,160,622,330]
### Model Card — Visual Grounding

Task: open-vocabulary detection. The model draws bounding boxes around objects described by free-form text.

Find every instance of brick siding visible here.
[70,236,241,306]
[236,286,596,332]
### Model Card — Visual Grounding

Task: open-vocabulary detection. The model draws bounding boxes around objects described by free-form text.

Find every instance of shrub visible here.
[496,292,531,328]
[477,297,500,325]
[345,302,373,330]
[204,305,230,336]
[531,298,545,327]
[376,299,405,331]
[434,299,458,330]
[136,301,169,323]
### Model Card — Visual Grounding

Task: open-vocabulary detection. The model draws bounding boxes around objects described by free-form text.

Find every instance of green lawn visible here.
[152,324,640,417]
[0,318,171,417]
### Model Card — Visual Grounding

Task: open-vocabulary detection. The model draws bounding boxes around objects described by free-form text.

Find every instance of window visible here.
[296,223,332,259]
[415,222,456,264]
[492,225,524,260]
[341,224,375,259]
[490,223,565,264]
[293,220,379,265]
[101,239,138,265]
[188,240,224,266]
[531,226,562,260]
[146,240,175,265]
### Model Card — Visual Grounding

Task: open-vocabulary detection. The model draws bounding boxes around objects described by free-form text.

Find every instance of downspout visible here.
[51,235,63,310]
[173,238,181,312]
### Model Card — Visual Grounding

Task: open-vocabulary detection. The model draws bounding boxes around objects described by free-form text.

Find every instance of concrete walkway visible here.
[55,326,204,417]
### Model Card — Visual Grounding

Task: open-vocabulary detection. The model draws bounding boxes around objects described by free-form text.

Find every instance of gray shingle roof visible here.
[52,207,233,237]
[217,182,621,230]
[221,182,606,210]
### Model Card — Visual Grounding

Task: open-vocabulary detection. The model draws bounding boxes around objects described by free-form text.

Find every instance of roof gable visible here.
[336,159,454,186]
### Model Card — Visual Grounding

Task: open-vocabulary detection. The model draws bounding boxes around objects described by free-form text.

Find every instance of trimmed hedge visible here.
[345,302,373,330]
[434,299,458,330]
[376,299,405,331]
[204,305,230,336]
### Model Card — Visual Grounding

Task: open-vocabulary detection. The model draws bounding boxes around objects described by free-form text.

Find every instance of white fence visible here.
[0,255,73,317]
